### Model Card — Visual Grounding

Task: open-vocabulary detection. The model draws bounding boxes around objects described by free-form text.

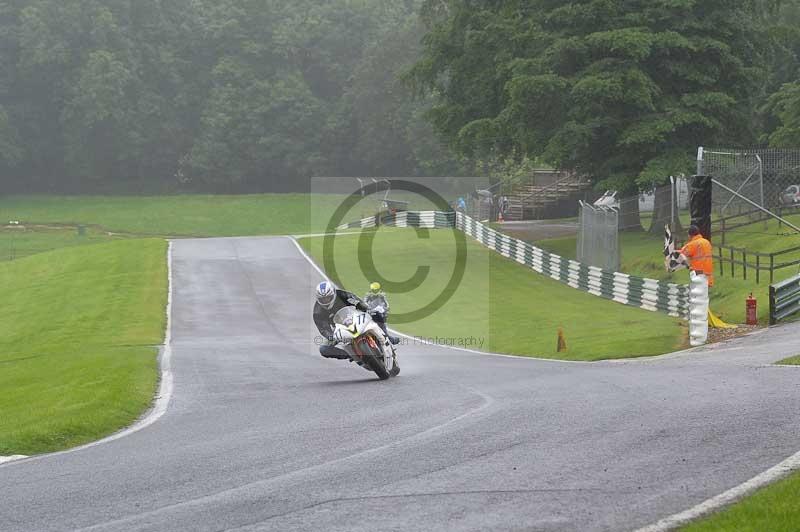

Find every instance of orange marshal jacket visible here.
[681,234,714,286]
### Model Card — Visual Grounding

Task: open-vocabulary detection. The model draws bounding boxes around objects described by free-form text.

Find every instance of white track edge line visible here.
[634,450,800,531]
[290,235,780,367]
[292,233,800,530]
[0,241,175,468]
[288,236,331,283]
[287,236,588,365]
[0,455,28,464]
[292,231,362,239]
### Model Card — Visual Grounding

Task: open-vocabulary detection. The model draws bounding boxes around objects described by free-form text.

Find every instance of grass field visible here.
[681,471,800,532]
[300,228,685,361]
[775,355,800,365]
[0,225,122,262]
[0,194,344,236]
[0,193,442,238]
[536,224,800,324]
[0,239,167,455]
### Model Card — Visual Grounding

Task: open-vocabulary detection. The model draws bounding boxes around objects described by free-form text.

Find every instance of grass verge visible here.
[0,194,345,237]
[299,228,685,361]
[0,225,122,262]
[0,239,167,455]
[775,355,800,365]
[0,193,442,238]
[536,228,800,325]
[680,471,800,532]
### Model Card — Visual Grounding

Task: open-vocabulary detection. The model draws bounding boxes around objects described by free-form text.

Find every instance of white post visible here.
[689,271,709,347]
[757,154,765,208]
[670,175,676,229]
[697,147,704,176]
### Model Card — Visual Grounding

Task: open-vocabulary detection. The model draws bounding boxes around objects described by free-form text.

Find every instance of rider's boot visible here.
[377,321,401,345]
[384,339,400,376]
[319,345,350,360]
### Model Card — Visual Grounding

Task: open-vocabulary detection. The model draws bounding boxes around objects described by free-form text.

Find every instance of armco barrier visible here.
[337,211,456,230]
[337,211,689,318]
[769,273,800,325]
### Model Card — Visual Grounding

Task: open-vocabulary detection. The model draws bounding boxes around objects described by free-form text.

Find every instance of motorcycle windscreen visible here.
[332,306,357,327]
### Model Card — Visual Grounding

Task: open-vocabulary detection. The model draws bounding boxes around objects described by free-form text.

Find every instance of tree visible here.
[0,0,464,193]
[62,49,134,181]
[763,1,800,146]
[0,106,23,168]
[767,82,800,146]
[412,0,767,229]
[346,6,466,177]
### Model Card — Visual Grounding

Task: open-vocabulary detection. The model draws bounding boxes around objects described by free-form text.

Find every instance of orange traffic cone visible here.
[557,328,567,352]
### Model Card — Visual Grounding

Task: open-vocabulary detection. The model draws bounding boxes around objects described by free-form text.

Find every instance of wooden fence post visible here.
[770,254,775,284]
[756,254,760,284]
[743,249,747,281]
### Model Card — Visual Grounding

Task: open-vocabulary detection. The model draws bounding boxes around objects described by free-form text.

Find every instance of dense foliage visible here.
[1,1,799,194]
[411,0,800,195]
[0,0,461,193]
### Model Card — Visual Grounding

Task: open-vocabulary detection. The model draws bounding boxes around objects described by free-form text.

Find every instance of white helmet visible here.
[315,281,336,309]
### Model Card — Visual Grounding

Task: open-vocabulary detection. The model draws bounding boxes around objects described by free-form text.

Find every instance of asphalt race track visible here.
[2,236,799,532]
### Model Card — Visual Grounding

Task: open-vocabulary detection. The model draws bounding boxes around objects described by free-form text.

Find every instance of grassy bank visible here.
[536,226,800,324]
[776,355,800,365]
[0,239,167,455]
[0,194,442,238]
[0,194,343,237]
[681,471,800,532]
[299,228,685,361]
[0,225,122,262]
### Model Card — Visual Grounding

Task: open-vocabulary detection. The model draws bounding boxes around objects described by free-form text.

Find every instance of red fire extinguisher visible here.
[746,293,758,326]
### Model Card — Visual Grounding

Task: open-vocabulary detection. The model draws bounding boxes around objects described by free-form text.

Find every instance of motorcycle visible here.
[332,306,399,380]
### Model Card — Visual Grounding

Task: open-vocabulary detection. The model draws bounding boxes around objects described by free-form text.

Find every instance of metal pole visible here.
[757,154,764,208]
[670,176,676,228]
[712,178,800,234]
[578,201,585,263]
[770,284,777,325]
[719,165,759,217]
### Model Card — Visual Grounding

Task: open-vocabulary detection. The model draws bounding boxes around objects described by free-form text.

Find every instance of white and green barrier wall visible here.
[338,211,690,319]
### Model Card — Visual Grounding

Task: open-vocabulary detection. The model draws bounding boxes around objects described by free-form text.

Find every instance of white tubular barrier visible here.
[689,272,709,346]
[339,211,690,318]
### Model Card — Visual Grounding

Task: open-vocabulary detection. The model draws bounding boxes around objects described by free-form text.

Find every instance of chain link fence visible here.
[577,201,620,271]
[592,177,690,235]
[699,147,800,220]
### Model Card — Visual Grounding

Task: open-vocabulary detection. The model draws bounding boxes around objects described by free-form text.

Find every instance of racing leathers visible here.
[363,290,400,345]
[314,289,370,359]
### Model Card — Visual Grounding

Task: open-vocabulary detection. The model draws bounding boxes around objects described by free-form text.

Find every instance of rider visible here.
[364,282,400,345]
[313,281,399,366]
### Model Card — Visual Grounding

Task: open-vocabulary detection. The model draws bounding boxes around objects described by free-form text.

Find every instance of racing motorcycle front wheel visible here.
[354,334,391,380]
